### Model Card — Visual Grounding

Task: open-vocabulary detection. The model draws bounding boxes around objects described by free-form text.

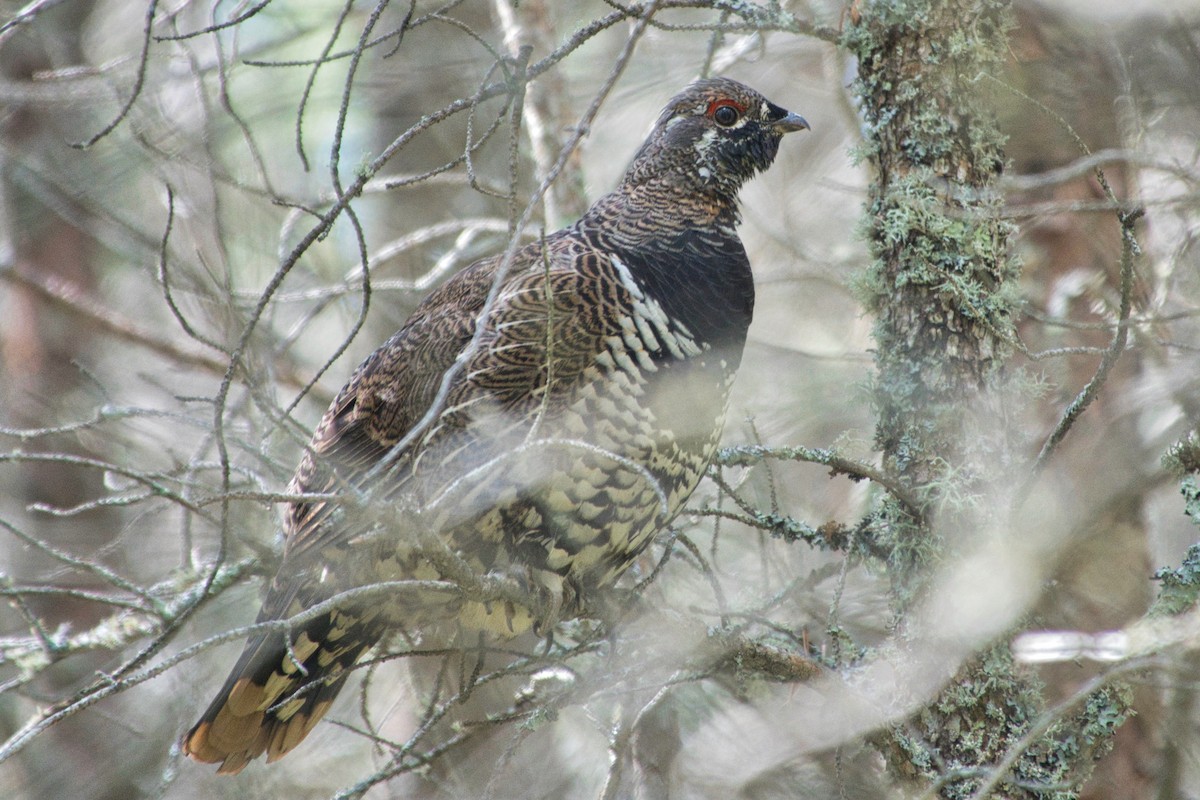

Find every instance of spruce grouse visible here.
[184,77,808,773]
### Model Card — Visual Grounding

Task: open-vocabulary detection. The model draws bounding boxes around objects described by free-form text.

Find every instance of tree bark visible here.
[848,1,1127,796]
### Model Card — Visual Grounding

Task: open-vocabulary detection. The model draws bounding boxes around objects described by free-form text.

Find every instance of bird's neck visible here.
[609,176,742,229]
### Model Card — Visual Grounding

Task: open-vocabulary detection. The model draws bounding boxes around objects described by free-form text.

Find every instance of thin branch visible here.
[2,265,228,372]
[154,0,275,41]
[157,185,226,353]
[1000,147,1200,192]
[1018,206,1144,505]
[0,0,72,44]
[0,517,168,615]
[716,443,925,516]
[295,0,356,171]
[72,0,160,148]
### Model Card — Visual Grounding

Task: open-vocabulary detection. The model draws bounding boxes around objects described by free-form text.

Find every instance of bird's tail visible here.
[182,605,381,774]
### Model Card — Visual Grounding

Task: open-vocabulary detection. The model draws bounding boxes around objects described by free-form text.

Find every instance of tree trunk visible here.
[848,1,1127,796]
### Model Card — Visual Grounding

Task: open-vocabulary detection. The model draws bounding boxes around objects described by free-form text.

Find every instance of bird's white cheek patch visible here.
[693,129,720,181]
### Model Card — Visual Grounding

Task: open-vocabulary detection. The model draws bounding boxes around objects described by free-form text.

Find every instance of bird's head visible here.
[622,77,809,200]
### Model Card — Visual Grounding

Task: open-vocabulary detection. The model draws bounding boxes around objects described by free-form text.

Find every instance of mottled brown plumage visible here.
[183,77,807,773]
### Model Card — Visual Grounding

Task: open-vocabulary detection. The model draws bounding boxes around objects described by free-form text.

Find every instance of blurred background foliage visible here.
[0,1,1197,798]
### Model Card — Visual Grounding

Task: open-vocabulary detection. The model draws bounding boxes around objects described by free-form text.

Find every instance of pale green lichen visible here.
[844,0,1129,796]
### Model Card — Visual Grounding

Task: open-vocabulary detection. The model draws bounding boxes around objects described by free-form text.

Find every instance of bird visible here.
[182,76,808,774]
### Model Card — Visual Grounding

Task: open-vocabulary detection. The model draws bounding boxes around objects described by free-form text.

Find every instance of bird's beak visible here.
[771,111,810,133]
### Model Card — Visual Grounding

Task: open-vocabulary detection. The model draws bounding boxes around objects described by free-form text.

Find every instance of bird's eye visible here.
[713,103,740,127]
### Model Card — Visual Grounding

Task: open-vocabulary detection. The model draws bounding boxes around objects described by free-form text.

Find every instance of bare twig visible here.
[0,0,73,44]
[716,443,925,516]
[154,0,276,41]
[2,265,227,372]
[1000,148,1199,193]
[1018,206,1144,505]
[73,0,160,148]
